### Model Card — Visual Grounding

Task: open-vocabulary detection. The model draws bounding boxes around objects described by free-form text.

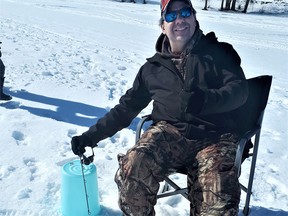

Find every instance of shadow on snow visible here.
[4,89,141,131]
[239,206,288,216]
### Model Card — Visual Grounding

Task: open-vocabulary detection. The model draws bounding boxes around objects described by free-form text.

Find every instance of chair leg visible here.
[162,181,170,193]
[243,131,261,216]
[157,177,189,199]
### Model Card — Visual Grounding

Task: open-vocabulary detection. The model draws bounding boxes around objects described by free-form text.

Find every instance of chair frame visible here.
[135,75,272,216]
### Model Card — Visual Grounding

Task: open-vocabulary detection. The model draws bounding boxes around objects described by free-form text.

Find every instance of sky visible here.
[0,0,287,215]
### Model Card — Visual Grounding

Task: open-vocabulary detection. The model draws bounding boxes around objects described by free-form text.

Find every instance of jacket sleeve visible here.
[200,43,249,115]
[83,66,152,146]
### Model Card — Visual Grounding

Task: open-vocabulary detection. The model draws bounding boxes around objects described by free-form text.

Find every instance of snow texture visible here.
[0,0,287,215]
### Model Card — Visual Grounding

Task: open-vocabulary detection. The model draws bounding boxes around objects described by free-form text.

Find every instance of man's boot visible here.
[0,77,12,101]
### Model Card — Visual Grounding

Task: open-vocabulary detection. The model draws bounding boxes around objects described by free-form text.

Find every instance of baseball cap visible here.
[160,0,193,14]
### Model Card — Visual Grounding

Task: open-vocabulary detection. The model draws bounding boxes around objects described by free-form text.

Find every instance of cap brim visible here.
[162,0,192,15]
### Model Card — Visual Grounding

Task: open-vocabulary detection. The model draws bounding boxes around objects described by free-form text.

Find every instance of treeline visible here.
[120,0,287,13]
[204,0,287,13]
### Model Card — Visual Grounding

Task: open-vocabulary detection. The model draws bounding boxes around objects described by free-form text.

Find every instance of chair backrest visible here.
[136,76,273,144]
[232,75,272,136]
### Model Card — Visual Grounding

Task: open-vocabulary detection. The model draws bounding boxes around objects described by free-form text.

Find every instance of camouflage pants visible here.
[114,121,240,216]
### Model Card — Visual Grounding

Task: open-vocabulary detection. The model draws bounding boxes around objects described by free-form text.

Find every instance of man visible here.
[71,0,248,215]
[0,42,12,101]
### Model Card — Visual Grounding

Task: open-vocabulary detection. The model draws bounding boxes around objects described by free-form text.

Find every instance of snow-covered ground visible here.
[0,0,287,215]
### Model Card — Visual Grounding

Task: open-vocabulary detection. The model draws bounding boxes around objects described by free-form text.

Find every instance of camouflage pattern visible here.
[188,133,240,216]
[114,121,240,216]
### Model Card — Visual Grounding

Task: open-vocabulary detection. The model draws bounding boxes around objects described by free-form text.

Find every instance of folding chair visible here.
[135,75,272,216]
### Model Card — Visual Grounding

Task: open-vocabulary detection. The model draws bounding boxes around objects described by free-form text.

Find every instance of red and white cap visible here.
[160,0,193,14]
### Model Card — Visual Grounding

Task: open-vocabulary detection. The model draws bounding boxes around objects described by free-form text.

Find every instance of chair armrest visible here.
[135,115,152,143]
[234,126,261,178]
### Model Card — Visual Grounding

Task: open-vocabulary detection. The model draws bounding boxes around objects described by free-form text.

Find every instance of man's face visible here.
[161,1,197,53]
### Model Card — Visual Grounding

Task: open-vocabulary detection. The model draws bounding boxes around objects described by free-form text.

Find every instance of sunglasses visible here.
[164,7,192,23]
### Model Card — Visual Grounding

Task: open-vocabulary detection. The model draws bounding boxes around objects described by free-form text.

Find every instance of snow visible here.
[0,0,287,215]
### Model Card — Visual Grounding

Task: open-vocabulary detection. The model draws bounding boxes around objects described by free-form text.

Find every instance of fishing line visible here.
[80,155,91,215]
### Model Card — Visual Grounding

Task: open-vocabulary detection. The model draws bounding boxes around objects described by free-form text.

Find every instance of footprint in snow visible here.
[41,182,60,207]
[105,155,113,160]
[57,129,78,157]
[265,148,273,154]
[67,128,77,138]
[0,209,17,215]
[12,130,29,146]
[17,188,32,199]
[23,157,38,181]
[59,141,71,157]
[42,71,54,77]
[0,165,16,181]
[164,194,182,207]
[117,65,127,71]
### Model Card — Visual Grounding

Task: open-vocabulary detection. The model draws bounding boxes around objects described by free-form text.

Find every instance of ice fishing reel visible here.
[80,147,95,165]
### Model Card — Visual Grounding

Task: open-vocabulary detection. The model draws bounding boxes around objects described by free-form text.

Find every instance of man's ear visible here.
[161,24,166,34]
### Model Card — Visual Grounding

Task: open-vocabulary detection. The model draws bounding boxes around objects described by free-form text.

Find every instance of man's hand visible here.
[71,134,94,156]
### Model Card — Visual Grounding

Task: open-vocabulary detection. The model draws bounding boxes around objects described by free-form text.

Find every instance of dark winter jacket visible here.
[84,31,248,145]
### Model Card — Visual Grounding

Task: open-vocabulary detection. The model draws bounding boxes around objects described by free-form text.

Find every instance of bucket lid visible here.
[62,159,96,177]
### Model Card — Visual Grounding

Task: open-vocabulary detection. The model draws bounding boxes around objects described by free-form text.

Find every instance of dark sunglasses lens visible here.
[180,8,192,18]
[165,11,177,22]
[164,7,192,23]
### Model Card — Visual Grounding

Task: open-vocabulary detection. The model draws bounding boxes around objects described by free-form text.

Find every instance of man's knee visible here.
[115,150,158,216]
[189,135,240,215]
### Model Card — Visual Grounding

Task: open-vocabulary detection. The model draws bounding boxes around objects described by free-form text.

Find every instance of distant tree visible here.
[218,0,250,12]
[231,0,237,10]
[203,0,209,10]
[243,0,251,12]
[220,0,225,10]
[220,0,231,10]
[225,0,232,10]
